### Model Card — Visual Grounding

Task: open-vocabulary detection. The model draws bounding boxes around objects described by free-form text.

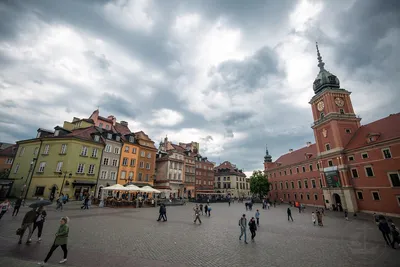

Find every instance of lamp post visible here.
[23,159,37,201]
[58,170,72,195]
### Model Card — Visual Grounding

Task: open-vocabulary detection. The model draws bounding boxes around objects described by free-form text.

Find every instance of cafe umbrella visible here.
[29,199,52,209]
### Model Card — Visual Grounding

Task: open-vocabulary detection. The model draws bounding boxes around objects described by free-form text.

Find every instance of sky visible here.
[0,0,399,175]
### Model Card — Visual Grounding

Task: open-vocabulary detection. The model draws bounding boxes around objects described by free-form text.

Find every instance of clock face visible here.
[335,97,344,107]
[317,101,324,111]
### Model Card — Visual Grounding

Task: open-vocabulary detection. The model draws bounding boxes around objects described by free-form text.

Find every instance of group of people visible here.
[375,214,400,249]
[192,204,212,224]
[0,198,23,219]
[238,213,259,244]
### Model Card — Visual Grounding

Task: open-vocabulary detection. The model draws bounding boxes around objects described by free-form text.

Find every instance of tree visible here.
[249,170,270,199]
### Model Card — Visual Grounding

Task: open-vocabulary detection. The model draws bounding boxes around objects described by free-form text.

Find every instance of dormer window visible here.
[37,132,41,138]
[107,133,112,139]
[94,135,100,142]
[328,75,336,83]
[325,144,331,151]
[129,136,134,143]
[106,125,110,130]
[54,130,60,137]
[116,136,120,142]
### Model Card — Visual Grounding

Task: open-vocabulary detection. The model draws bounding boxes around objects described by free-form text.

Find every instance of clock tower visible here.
[309,43,361,155]
[309,43,360,212]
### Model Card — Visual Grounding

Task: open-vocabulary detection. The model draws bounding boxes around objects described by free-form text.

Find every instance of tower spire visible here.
[316,42,325,71]
[264,144,272,163]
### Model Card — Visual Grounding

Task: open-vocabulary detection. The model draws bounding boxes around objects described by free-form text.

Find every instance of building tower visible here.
[309,43,360,212]
[264,145,272,163]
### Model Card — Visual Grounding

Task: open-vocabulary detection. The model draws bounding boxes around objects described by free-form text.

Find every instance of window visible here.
[138,173,142,181]
[302,166,306,172]
[320,112,324,119]
[294,194,297,200]
[316,163,320,170]
[105,145,111,152]
[328,160,333,167]
[309,164,313,172]
[146,163,150,170]
[283,193,286,199]
[94,135,100,142]
[388,173,400,187]
[56,162,63,172]
[296,167,299,173]
[34,147,39,156]
[77,163,85,173]
[132,147,137,154]
[140,151,145,157]
[345,129,351,134]
[139,161,144,168]
[38,162,46,172]
[285,181,289,189]
[19,147,25,156]
[88,164,95,174]
[361,153,368,159]
[129,136,134,143]
[311,179,316,188]
[100,171,107,179]
[145,174,149,181]
[280,182,283,189]
[107,133,112,139]
[122,157,128,166]
[121,171,126,179]
[284,170,287,175]
[356,191,363,200]
[372,191,380,201]
[5,158,13,164]
[300,194,304,200]
[340,109,344,114]
[130,158,136,166]
[297,180,302,189]
[116,136,120,142]
[382,149,392,159]
[114,147,120,154]
[103,158,109,165]
[81,146,88,156]
[365,166,374,177]
[325,144,331,151]
[125,146,130,152]
[43,144,50,155]
[112,159,118,166]
[147,152,151,158]
[306,194,310,200]
[110,172,116,180]
[351,168,359,178]
[319,178,323,188]
[348,155,354,161]
[314,194,318,201]
[304,179,308,189]
[291,181,295,189]
[106,125,110,130]
[14,163,20,174]
[99,123,103,128]
[34,186,45,196]
[92,148,98,158]
[128,171,134,179]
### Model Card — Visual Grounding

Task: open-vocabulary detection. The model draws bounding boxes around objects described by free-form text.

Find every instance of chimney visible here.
[306,142,312,147]
[120,121,128,127]
[72,117,80,122]
[289,149,293,153]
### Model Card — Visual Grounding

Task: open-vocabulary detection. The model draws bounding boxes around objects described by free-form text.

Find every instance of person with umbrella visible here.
[38,217,69,266]
[18,200,51,244]
[32,206,47,242]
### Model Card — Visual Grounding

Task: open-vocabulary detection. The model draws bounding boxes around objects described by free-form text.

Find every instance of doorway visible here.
[332,193,342,211]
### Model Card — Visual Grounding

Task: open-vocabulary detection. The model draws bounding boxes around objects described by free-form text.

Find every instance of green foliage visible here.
[249,170,270,199]
[0,168,10,179]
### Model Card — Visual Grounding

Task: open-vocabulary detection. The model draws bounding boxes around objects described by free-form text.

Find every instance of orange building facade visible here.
[265,44,400,216]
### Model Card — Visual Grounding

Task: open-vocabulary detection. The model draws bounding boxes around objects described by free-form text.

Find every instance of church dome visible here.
[313,43,340,94]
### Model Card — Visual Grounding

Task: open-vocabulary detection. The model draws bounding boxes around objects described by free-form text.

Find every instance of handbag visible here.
[16,228,23,235]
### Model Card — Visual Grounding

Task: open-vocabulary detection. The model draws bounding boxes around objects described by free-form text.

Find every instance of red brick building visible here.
[194,154,215,197]
[265,44,400,216]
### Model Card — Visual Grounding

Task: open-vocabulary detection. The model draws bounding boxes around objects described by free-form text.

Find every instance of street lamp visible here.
[58,170,72,195]
[23,159,37,200]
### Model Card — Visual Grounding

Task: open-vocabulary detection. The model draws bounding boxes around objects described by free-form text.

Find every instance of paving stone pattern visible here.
[0,202,399,267]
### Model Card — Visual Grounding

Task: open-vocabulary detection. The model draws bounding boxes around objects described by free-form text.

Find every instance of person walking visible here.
[161,204,167,221]
[199,204,203,215]
[312,212,316,226]
[32,206,47,242]
[388,219,399,249]
[249,217,257,241]
[267,202,270,210]
[18,208,36,244]
[81,196,89,210]
[193,205,201,224]
[317,210,323,226]
[157,204,164,221]
[56,195,63,211]
[38,217,69,266]
[12,198,23,216]
[378,217,392,246]
[255,209,260,226]
[239,214,248,244]
[0,199,11,220]
[344,209,349,221]
[207,205,212,217]
[287,207,294,222]
[204,204,208,216]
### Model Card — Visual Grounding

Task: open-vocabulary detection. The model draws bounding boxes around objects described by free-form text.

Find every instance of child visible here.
[255,209,260,226]
[344,209,349,221]
[312,212,316,226]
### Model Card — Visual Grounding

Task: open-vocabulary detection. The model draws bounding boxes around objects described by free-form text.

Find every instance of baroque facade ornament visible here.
[322,128,327,138]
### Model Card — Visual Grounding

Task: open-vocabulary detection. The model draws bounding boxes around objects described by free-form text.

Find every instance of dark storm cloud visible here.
[98,93,141,119]
[84,51,111,72]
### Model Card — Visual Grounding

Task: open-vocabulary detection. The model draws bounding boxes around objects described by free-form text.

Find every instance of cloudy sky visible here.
[0,0,399,174]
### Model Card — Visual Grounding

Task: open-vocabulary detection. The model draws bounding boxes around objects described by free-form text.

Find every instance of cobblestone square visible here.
[0,202,399,267]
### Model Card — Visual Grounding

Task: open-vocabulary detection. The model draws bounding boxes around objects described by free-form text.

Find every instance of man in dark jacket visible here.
[378,218,392,246]
[249,217,257,241]
[32,206,47,242]
[287,207,294,222]
[18,208,37,244]
[157,204,167,222]
[12,198,22,216]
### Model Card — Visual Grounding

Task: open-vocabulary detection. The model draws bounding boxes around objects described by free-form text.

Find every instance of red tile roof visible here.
[345,113,400,150]
[0,144,17,157]
[63,126,99,141]
[272,144,317,168]
[215,161,246,176]
[113,122,131,135]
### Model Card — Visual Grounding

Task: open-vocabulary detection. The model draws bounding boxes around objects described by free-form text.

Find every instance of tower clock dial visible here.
[317,101,325,111]
[335,97,344,107]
